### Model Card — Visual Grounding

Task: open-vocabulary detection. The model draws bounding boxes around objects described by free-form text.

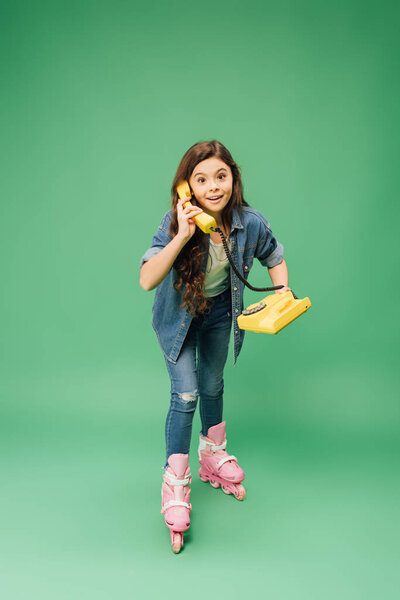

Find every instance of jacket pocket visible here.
[242,256,254,278]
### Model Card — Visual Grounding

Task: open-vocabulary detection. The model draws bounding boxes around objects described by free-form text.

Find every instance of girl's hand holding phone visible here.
[275,285,291,294]
[176,198,203,242]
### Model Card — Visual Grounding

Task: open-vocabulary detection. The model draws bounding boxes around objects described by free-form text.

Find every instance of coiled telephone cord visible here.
[211,227,298,300]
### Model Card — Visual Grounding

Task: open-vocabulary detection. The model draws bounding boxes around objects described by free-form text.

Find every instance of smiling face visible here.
[189,157,233,222]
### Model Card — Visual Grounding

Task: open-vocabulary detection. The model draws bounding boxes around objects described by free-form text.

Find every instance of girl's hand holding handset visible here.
[139,198,203,291]
[176,198,204,242]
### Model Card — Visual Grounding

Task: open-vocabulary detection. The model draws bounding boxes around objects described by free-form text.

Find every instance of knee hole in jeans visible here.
[172,391,198,413]
[177,390,198,403]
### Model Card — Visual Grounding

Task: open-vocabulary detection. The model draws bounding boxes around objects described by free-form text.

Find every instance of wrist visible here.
[274,285,290,294]
[175,232,191,246]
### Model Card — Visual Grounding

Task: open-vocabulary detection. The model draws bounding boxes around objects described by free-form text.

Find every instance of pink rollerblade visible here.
[198,421,246,501]
[161,453,192,553]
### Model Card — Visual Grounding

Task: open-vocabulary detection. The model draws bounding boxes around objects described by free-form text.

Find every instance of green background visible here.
[1,0,399,598]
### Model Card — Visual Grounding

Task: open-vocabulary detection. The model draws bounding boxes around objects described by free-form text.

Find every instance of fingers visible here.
[177,197,190,210]
[177,201,203,218]
[177,197,202,210]
[185,209,203,221]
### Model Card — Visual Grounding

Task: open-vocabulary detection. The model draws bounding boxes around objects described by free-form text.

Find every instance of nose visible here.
[209,179,220,192]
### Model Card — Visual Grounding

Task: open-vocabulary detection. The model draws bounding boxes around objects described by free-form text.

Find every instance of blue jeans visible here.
[163,287,232,468]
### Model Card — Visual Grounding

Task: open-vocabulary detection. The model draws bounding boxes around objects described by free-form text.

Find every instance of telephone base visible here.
[237,291,311,334]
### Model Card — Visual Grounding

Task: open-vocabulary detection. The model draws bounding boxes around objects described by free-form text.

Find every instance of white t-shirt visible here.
[204,238,230,297]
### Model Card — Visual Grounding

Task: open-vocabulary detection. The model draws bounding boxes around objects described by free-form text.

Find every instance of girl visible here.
[139,140,290,553]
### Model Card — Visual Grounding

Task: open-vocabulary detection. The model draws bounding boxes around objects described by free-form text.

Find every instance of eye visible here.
[218,174,226,179]
[197,177,205,183]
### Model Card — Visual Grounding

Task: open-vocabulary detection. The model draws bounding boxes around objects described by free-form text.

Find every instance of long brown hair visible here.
[170,140,249,316]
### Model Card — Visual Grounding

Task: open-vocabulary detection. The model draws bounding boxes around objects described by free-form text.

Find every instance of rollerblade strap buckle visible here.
[210,440,227,452]
[164,472,191,487]
[161,500,192,513]
[199,437,227,453]
[217,454,237,469]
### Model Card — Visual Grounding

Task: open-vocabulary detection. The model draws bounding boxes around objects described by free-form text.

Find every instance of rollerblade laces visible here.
[198,421,246,501]
[161,453,192,553]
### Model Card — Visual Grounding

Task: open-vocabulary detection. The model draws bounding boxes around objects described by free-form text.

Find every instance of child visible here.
[139,140,290,553]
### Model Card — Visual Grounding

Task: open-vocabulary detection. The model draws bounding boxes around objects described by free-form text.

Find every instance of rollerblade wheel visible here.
[221,485,232,495]
[233,484,246,501]
[171,532,183,553]
[210,479,220,489]
[198,468,208,482]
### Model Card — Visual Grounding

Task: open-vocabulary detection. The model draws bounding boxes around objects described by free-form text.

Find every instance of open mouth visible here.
[207,195,223,202]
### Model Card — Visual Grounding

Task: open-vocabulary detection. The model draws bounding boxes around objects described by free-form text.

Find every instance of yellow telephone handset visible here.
[176,181,217,234]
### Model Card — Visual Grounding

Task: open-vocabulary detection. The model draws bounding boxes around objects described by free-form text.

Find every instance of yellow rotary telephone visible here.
[236,292,311,334]
[176,180,311,334]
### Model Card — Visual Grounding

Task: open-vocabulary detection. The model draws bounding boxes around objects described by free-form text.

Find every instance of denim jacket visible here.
[139,206,284,365]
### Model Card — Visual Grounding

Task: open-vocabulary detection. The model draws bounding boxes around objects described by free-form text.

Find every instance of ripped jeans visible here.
[163,286,232,468]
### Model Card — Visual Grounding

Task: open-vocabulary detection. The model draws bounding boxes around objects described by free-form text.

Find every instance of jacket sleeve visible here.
[254,217,284,268]
[139,212,172,269]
